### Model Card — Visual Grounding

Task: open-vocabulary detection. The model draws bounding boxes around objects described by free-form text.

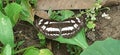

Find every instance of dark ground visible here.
[14,4,120,55]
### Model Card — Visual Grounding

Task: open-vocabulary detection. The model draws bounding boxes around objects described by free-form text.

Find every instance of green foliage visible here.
[67,45,82,55]
[84,0,102,29]
[2,44,12,55]
[0,11,14,47]
[0,0,3,11]
[20,0,34,25]
[0,0,35,55]
[39,49,53,55]
[48,9,74,21]
[81,38,120,55]
[15,41,25,50]
[30,0,37,6]
[37,32,46,47]
[87,21,96,29]
[58,10,74,20]
[23,47,39,55]
[5,3,22,26]
[24,47,53,55]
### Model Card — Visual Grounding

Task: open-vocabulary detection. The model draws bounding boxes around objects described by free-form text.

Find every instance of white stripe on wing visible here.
[38,19,43,25]
[76,17,81,23]
[61,26,74,31]
[45,27,60,32]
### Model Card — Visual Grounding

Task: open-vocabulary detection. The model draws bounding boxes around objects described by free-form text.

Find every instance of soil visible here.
[14,5,120,55]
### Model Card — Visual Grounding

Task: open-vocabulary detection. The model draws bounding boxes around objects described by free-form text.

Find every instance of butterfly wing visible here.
[35,17,60,39]
[61,17,84,38]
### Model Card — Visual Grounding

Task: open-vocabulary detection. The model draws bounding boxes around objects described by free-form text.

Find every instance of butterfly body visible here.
[35,16,84,39]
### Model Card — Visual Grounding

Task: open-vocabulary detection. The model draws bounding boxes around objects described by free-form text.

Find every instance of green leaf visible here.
[0,0,3,11]
[5,3,22,27]
[2,44,12,55]
[0,11,14,47]
[49,10,61,21]
[87,21,96,29]
[37,32,45,40]
[39,49,53,55]
[58,10,74,21]
[21,0,34,25]
[55,28,88,49]
[24,47,39,55]
[37,32,46,47]
[90,14,96,20]
[15,40,24,49]
[30,0,37,6]
[49,10,74,21]
[80,38,120,55]
[16,0,21,4]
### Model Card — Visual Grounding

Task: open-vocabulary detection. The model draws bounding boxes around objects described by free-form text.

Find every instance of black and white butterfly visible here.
[34,15,84,39]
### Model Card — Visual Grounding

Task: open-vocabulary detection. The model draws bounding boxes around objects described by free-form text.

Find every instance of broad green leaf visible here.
[81,38,120,55]
[0,11,14,47]
[5,3,22,27]
[39,49,53,55]
[2,44,12,55]
[21,0,34,25]
[55,28,88,49]
[24,47,39,55]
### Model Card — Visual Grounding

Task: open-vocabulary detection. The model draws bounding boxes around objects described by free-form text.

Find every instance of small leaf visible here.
[49,10,74,21]
[91,14,96,20]
[87,21,96,29]
[37,32,46,47]
[16,40,24,49]
[80,38,120,55]
[30,0,37,6]
[55,28,88,49]
[2,44,12,55]
[5,3,22,27]
[20,0,34,25]
[0,11,14,47]
[24,47,39,55]
[39,49,53,55]
[37,32,45,40]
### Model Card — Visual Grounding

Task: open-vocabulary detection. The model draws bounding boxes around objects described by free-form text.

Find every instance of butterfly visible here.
[34,15,84,39]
